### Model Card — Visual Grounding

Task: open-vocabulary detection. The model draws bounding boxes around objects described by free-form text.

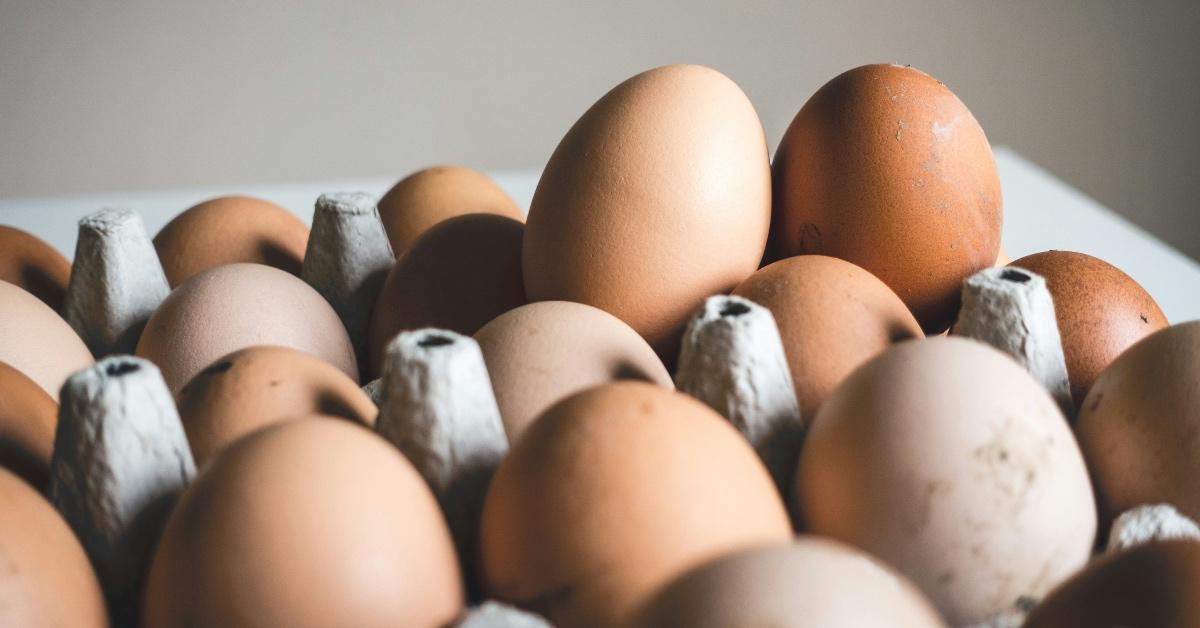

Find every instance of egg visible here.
[473,300,672,441]
[794,337,1095,625]
[995,245,1011,266]
[1009,250,1167,406]
[632,537,946,628]
[480,381,791,627]
[377,165,524,256]
[0,361,57,489]
[731,255,922,420]
[366,214,525,378]
[522,64,771,363]
[177,345,377,466]
[1075,321,1200,527]
[1023,539,1200,627]
[0,280,94,401]
[135,263,357,393]
[771,64,1002,334]
[0,225,71,310]
[141,417,463,628]
[154,195,310,287]
[0,467,108,627]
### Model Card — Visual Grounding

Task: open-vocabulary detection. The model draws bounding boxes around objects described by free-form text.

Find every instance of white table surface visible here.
[2,146,1198,322]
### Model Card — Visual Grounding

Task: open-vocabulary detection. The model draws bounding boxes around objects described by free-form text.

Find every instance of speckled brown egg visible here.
[367,214,525,378]
[522,64,771,364]
[177,346,377,466]
[154,195,309,287]
[141,417,463,628]
[0,361,57,490]
[732,255,922,420]
[377,165,524,256]
[474,300,672,441]
[480,381,791,628]
[794,337,1095,625]
[0,280,94,401]
[1009,250,1167,406]
[1024,540,1200,628]
[135,264,357,393]
[0,467,108,627]
[771,64,1002,334]
[0,225,70,310]
[632,538,946,628]
[1075,321,1200,527]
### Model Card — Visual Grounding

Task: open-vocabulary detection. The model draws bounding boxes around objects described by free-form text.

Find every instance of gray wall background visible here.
[2,1,1198,259]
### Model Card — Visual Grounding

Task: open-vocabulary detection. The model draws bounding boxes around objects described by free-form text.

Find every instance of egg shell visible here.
[0,467,108,627]
[135,263,358,393]
[632,537,946,628]
[731,255,923,420]
[995,245,1011,267]
[0,280,94,401]
[794,336,1095,625]
[0,361,57,490]
[1075,321,1200,527]
[770,64,1002,334]
[480,381,791,628]
[1023,539,1200,628]
[0,225,71,310]
[377,165,524,256]
[522,64,771,363]
[366,214,525,378]
[473,300,672,441]
[177,345,377,466]
[141,417,464,628]
[154,195,310,287]
[1009,250,1167,406]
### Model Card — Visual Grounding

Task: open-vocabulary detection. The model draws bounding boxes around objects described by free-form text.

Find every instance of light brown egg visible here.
[141,417,463,628]
[995,245,1011,266]
[732,255,922,420]
[794,337,1095,625]
[480,381,791,628]
[177,345,377,466]
[0,280,94,401]
[367,214,525,378]
[136,263,357,393]
[522,64,771,364]
[0,225,71,310]
[632,537,946,628]
[377,165,524,256]
[0,467,108,627]
[154,195,309,287]
[1009,250,1167,406]
[771,64,1002,334]
[1075,321,1200,527]
[473,301,672,441]
[0,361,57,489]
[1023,539,1200,628]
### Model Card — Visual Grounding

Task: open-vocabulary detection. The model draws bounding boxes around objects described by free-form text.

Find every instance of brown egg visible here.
[136,264,357,393]
[995,245,1011,267]
[794,337,1095,625]
[771,64,1002,334]
[0,280,94,401]
[377,165,524,256]
[142,417,463,628]
[0,362,57,489]
[0,467,108,627]
[367,214,525,378]
[480,381,791,628]
[0,225,71,310]
[1076,321,1200,527]
[633,537,946,628]
[177,346,377,466]
[154,195,309,287]
[473,301,672,441]
[1024,540,1200,627]
[732,255,922,420]
[523,64,771,364]
[1009,250,1167,406]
